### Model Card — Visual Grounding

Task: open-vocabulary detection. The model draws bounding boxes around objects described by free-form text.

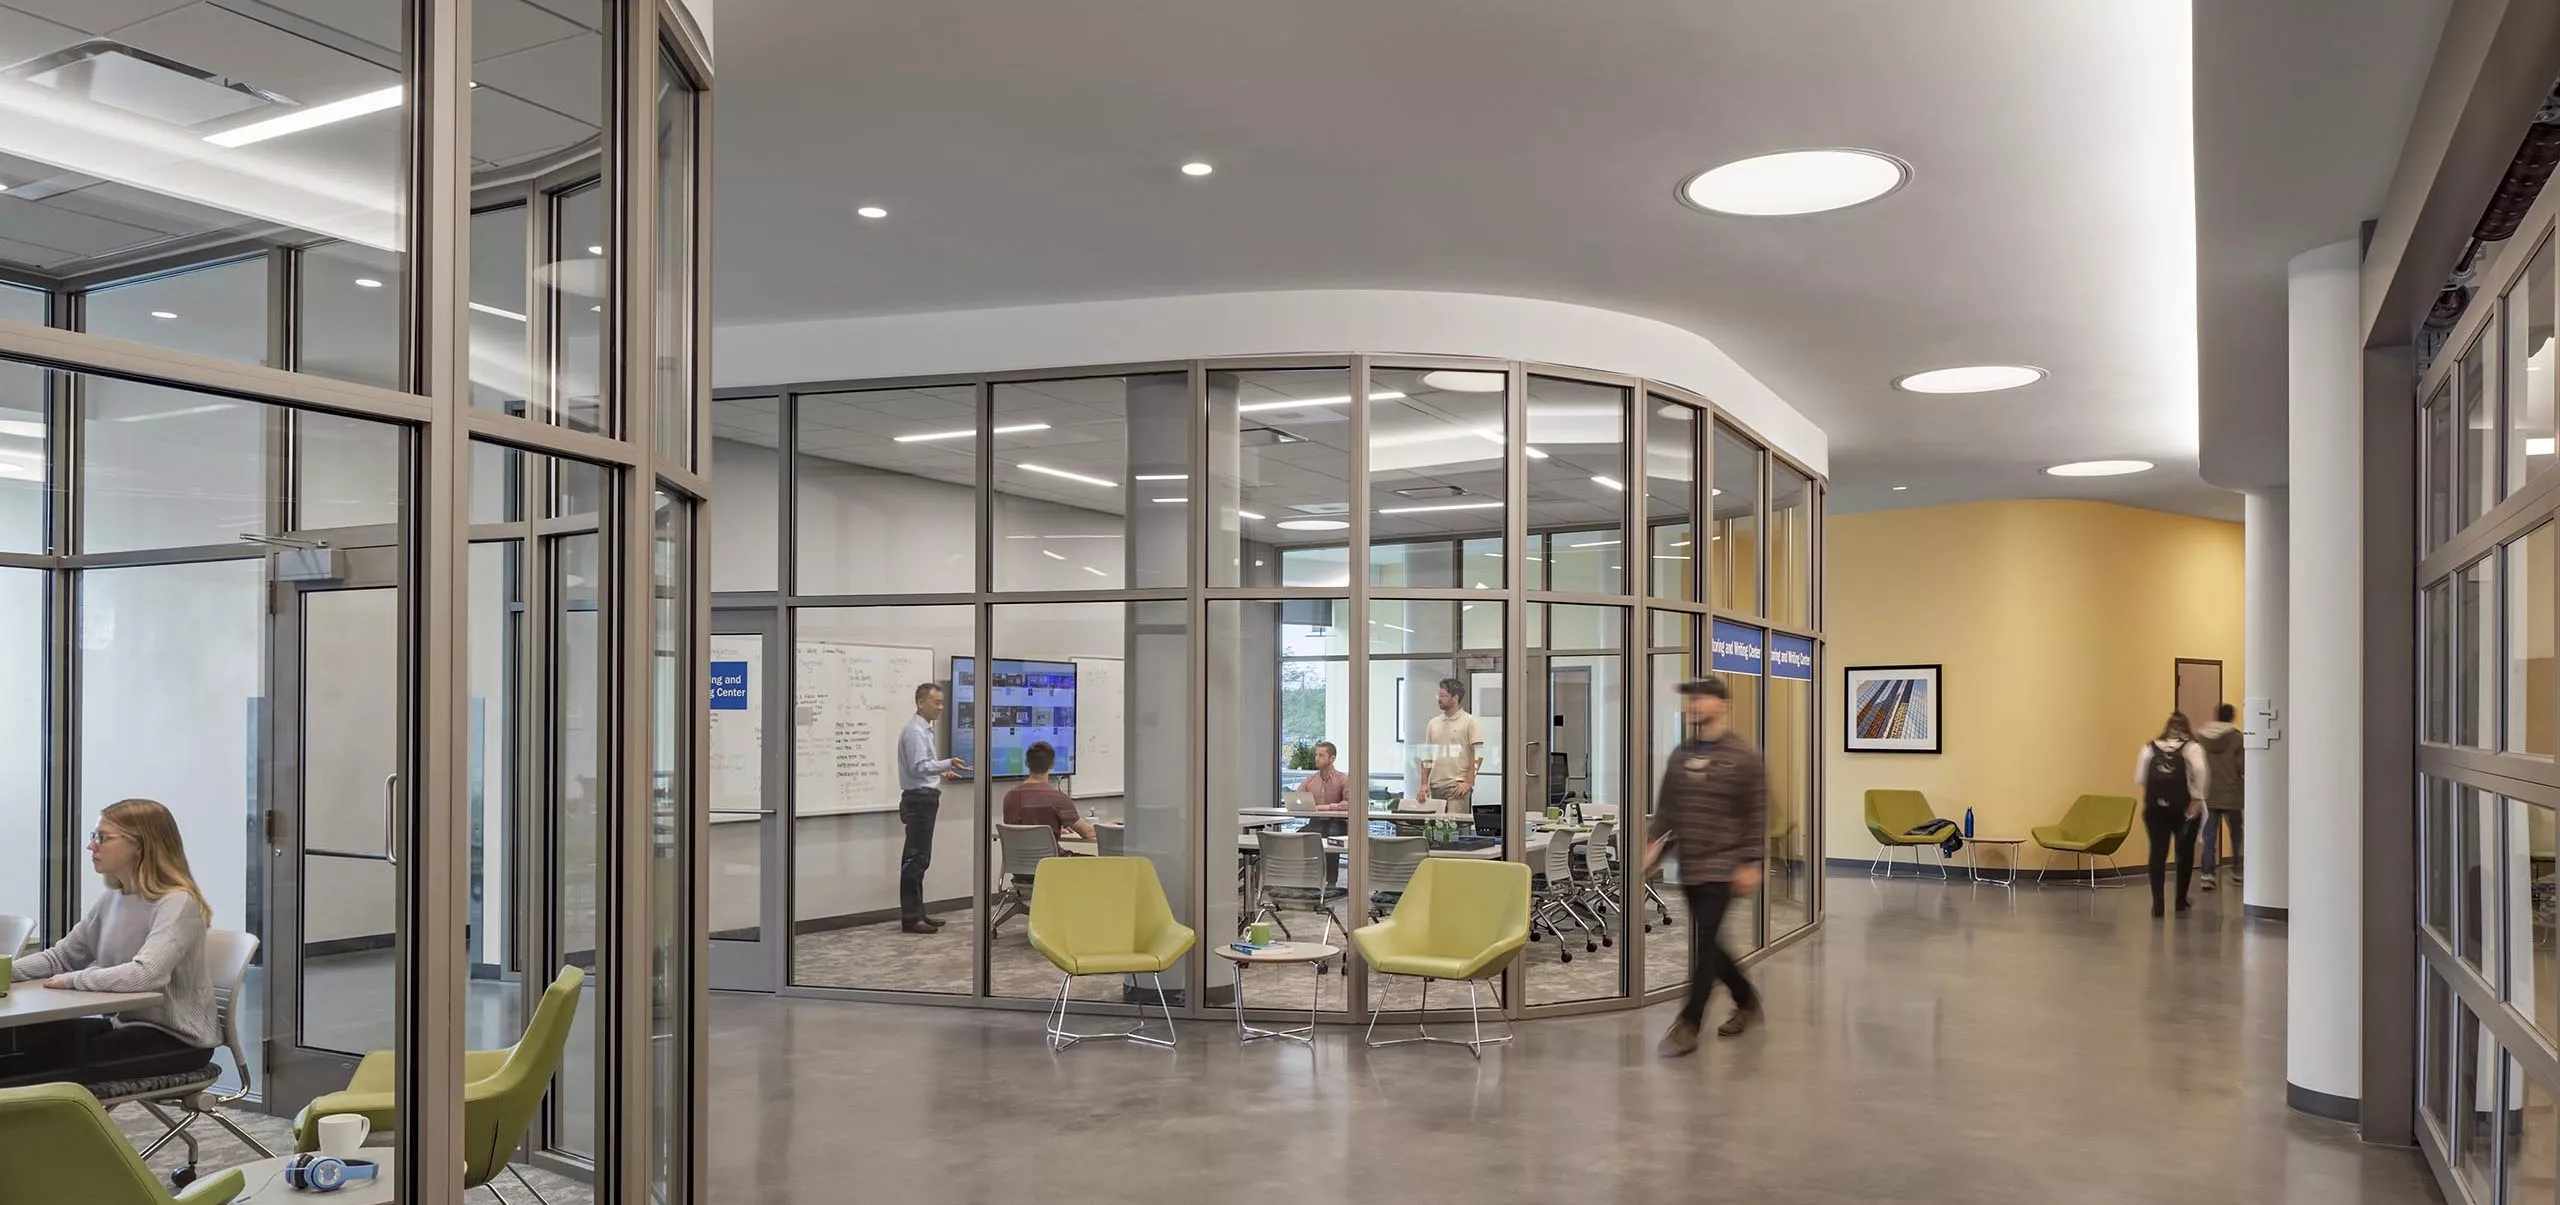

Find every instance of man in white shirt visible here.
[897,683,970,934]
[1417,677,1483,805]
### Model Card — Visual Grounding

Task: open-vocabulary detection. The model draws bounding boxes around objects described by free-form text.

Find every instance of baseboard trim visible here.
[303,933,396,959]
[793,899,971,935]
[2245,904,2290,922]
[2289,1082,2360,1123]
[1822,855,2148,881]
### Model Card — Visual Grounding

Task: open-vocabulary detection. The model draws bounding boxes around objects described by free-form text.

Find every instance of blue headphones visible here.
[284,1154,380,1193]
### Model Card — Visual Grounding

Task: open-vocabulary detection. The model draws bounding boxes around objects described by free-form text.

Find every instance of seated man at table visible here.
[1297,741,1354,836]
[1003,741,1094,846]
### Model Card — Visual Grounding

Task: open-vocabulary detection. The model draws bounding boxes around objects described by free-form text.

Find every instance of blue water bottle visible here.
[1962,807,1975,837]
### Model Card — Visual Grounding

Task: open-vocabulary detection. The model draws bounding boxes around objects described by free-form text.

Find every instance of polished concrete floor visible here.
[706,870,2442,1205]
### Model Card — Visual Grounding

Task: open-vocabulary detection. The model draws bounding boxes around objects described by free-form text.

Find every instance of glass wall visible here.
[2417,206,2560,1205]
[711,359,1823,1029]
[0,2,712,1200]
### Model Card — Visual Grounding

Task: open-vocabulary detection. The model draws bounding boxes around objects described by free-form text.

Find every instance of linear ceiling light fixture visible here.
[2044,459,2154,477]
[895,422,1050,443]
[1275,518,1349,531]
[1018,462,1117,488]
[1377,501,1504,515]
[1236,390,1405,413]
[1591,475,1624,491]
[204,85,403,147]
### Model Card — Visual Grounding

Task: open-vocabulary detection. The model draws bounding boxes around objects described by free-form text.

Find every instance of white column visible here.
[2286,238,2363,1114]
[2243,487,2289,914]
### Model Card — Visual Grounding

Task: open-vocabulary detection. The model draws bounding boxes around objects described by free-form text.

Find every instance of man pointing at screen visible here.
[899,682,969,935]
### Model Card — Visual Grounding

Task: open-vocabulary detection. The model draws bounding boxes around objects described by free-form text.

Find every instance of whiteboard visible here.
[1072,656,1124,798]
[708,634,763,819]
[794,640,937,815]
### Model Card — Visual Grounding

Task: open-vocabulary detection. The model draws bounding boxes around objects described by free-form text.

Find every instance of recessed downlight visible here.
[1180,161,1214,177]
[856,206,887,219]
[149,311,177,320]
[1891,485,1909,491]
[1680,149,1909,216]
[1420,370,1505,394]
[1895,365,2046,394]
[353,277,383,288]
[2045,459,2154,478]
[1276,518,1349,531]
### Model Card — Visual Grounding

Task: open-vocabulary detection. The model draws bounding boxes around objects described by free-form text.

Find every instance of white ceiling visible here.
[708,0,2326,522]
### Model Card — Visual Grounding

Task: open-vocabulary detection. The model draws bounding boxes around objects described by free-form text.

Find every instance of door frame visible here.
[707,608,783,992]
[2175,657,2226,719]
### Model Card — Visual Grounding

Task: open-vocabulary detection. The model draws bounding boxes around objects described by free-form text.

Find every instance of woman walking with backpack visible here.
[2134,713,2210,917]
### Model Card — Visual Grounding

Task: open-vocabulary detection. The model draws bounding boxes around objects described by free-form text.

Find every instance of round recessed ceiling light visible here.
[1895,364,2046,394]
[2045,459,2154,478]
[354,277,383,288]
[856,206,887,219]
[1181,161,1215,177]
[1420,370,1505,394]
[1275,518,1349,532]
[1680,148,1909,216]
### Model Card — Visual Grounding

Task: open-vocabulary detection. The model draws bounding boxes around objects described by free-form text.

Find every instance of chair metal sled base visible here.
[1045,972,1180,1051]
[1363,974,1514,1058]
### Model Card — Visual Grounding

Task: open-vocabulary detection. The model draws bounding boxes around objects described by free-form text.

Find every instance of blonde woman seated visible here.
[0,799,217,1087]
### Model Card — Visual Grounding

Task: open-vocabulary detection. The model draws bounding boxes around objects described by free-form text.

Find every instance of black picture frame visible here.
[1842,663,1943,754]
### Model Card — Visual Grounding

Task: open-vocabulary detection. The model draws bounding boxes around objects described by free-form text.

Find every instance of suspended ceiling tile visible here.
[115,2,392,106]
[40,180,244,237]
[0,0,192,37]
[0,232,69,269]
[519,0,599,33]
[0,193,164,256]
[469,86,593,168]
[473,0,581,61]
[253,0,404,57]
[0,3,85,65]
[470,30,601,128]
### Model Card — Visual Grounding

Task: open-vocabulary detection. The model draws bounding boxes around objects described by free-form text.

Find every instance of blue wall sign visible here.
[1767,633,1815,681]
[709,661,750,710]
[1710,620,1763,676]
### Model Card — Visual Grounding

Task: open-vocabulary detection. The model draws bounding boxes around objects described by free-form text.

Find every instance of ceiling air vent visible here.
[4,39,294,131]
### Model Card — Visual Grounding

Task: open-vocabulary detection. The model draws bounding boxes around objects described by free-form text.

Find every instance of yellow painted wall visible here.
[1823,500,2245,870]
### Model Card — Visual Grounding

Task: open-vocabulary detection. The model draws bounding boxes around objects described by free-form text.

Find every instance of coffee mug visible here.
[317,1113,371,1159]
[1545,807,1562,822]
[0,954,11,996]
[1248,921,1271,946]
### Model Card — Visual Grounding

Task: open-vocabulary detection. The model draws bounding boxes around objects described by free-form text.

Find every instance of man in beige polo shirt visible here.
[1417,677,1483,805]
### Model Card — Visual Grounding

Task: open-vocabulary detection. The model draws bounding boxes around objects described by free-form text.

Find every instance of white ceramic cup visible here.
[316,1113,371,1159]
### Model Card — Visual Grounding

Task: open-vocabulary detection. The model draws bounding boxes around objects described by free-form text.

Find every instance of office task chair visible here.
[1352,859,1531,1058]
[1570,819,1623,945]
[0,913,30,956]
[2031,795,2138,888]
[988,822,1060,935]
[1546,751,1574,808]
[1027,856,1196,1050]
[1864,789,1956,878]
[1528,827,1599,959]
[1366,835,1428,921]
[1248,830,1348,942]
[91,929,270,1189]
[292,965,585,1201]
[0,1082,243,1205]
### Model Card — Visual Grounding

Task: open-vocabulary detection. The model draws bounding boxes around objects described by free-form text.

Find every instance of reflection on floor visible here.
[711,871,2438,1205]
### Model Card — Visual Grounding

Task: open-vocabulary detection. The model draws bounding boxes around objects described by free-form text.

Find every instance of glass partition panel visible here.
[1770,462,1814,629]
[2424,967,2454,1140]
[0,570,39,939]
[1711,619,1764,950]
[0,287,44,553]
[2510,524,2554,758]
[1213,368,1351,589]
[1280,543,1351,587]
[1525,377,1628,595]
[994,373,1191,591]
[1646,397,1696,601]
[790,604,976,994]
[654,52,702,470]
[796,386,978,596]
[2428,383,2456,552]
[2511,1054,2559,1202]
[2459,786,2492,984]
[1646,610,1697,992]
[2461,335,2495,527]
[550,480,609,1160]
[1526,603,1626,1006]
[649,489,693,1198]
[2510,798,2555,1051]
[552,181,608,434]
[2457,1010,2496,1200]
[1368,368,1506,589]
[298,240,403,390]
[82,374,275,553]
[84,257,270,369]
[1365,600,1503,1014]
[1711,425,1762,615]
[709,397,779,591]
[297,411,403,531]
[2425,578,2453,744]
[1766,632,1814,939]
[470,203,532,417]
[1211,598,1352,1014]
[2462,557,2496,749]
[467,537,523,1052]
[2510,238,2556,497]
[474,0,610,427]
[2424,775,2454,941]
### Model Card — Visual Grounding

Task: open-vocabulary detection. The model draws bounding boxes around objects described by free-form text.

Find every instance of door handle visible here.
[1524,740,1543,776]
[383,772,400,867]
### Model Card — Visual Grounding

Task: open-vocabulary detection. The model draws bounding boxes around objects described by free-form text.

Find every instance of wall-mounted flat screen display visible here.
[951,656,1078,779]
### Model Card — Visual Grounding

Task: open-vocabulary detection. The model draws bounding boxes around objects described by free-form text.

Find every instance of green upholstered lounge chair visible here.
[1028,856,1197,1050]
[2032,795,2138,888]
[1864,789,1956,879]
[0,1082,243,1205]
[1351,858,1531,1057]
[290,965,585,1195]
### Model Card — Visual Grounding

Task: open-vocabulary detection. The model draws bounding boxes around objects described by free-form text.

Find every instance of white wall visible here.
[712,289,1828,476]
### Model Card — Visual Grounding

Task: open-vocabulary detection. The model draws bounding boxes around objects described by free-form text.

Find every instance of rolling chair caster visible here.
[171,1166,196,1190]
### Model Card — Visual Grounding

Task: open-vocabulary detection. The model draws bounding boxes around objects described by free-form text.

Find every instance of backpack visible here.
[2145,740,2190,810]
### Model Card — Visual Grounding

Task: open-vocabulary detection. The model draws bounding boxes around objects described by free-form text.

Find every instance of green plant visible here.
[1285,741,1316,771]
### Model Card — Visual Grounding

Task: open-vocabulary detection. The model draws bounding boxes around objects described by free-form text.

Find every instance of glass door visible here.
[260,543,406,1109]
[708,611,781,990]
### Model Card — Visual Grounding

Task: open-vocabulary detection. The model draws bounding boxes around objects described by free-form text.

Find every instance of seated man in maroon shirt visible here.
[1002,740,1094,845]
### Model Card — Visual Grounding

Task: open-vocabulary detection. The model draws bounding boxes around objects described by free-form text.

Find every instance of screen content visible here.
[952,656,1078,779]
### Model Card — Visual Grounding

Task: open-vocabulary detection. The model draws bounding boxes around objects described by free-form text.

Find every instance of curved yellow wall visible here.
[1822,499,2245,870]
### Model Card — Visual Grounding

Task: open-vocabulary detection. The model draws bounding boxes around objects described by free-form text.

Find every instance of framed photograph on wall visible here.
[1844,664,1942,754]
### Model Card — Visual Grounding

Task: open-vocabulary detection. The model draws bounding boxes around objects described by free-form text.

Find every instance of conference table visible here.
[0,984,165,1030]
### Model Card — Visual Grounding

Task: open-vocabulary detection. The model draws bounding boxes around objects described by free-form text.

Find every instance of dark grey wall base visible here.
[2245,904,2290,922]
[1822,855,2148,881]
[2289,1082,2360,1123]
[793,898,972,935]
[303,933,397,959]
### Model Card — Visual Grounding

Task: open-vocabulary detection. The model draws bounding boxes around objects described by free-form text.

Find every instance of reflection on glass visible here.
[1713,620,1763,951]
[85,258,270,367]
[2457,1010,2495,1200]
[2462,336,2494,527]
[1770,462,1814,628]
[2459,787,2491,982]
[82,375,274,552]
[1711,425,1762,615]
[2424,776,2453,940]
[0,295,46,552]
[790,605,975,994]
[1366,601,1502,1014]
[553,182,608,433]
[1526,604,1627,1006]
[1646,397,1695,601]
[1766,633,1813,938]
[1213,368,1350,588]
[709,399,778,591]
[473,0,608,424]
[1525,377,1628,594]
[649,490,691,1198]
[555,522,605,1157]
[2423,969,2453,1138]
[298,240,402,390]
[2510,1056,2557,1203]
[993,374,1190,590]
[296,412,401,530]
[2462,558,2496,749]
[2512,799,2556,1052]
[654,52,700,470]
[466,537,523,1051]
[2425,580,2452,744]
[470,204,531,416]
[2510,239,2556,497]
[2427,385,2455,550]
[0,570,36,931]
[707,629,765,947]
[796,386,977,595]
[989,602,1193,1006]
[1211,599,1354,1013]
[1369,369,1505,589]
[2510,525,2554,757]
[1645,610,1697,992]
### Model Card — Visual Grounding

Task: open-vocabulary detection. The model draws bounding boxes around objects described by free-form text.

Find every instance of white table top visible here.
[228,1149,397,1204]
[0,984,164,1029]
[1211,941,1342,965]
[1239,831,1552,859]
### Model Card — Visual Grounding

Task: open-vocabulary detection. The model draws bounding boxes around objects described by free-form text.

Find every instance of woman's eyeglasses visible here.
[88,829,125,845]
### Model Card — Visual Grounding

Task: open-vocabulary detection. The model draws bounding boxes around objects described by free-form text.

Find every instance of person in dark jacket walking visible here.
[2193,703,2244,891]
[1645,675,1767,1056]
